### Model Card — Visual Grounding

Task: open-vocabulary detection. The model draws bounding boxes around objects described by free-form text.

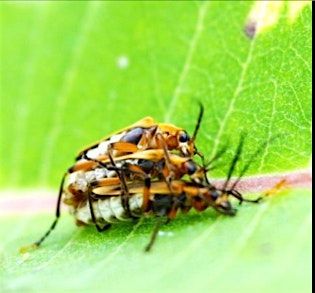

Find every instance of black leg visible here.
[83,151,133,218]
[107,150,134,218]
[144,217,169,252]
[142,176,151,212]
[87,190,111,232]
[20,172,67,253]
[35,172,67,246]
[229,190,262,205]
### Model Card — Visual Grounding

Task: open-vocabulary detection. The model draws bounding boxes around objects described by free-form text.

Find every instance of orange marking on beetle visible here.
[69,160,98,172]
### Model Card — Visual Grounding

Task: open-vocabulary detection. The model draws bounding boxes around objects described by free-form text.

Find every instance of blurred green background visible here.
[0,1,312,292]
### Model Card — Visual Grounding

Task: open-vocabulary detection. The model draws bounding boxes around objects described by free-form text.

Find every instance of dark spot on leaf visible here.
[244,21,257,39]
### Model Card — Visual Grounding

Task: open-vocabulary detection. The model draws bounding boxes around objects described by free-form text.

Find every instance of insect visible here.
[74,179,240,252]
[63,150,207,224]
[61,139,231,227]
[65,134,266,251]
[20,107,204,253]
[65,130,229,215]
[58,104,207,219]
[75,103,204,163]
[21,134,268,253]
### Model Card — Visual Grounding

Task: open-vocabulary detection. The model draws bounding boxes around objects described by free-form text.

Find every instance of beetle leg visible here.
[167,205,179,220]
[154,133,176,193]
[142,177,151,212]
[144,217,169,252]
[228,189,262,205]
[122,163,151,212]
[107,147,135,219]
[155,133,172,169]
[137,126,157,150]
[87,189,111,232]
[96,162,153,213]
[144,201,178,252]
[83,146,133,218]
[20,172,68,253]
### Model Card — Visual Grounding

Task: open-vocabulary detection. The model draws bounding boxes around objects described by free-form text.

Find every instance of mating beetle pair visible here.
[22,105,264,252]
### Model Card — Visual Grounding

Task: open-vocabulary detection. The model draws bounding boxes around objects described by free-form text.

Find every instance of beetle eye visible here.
[179,132,190,143]
[185,161,197,175]
[211,191,220,200]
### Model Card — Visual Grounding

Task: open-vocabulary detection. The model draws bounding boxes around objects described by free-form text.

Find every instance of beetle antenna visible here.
[223,134,246,190]
[192,102,204,142]
[205,143,229,169]
[231,136,279,190]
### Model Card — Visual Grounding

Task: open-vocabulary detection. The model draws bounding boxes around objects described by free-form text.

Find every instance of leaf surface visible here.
[0,1,311,292]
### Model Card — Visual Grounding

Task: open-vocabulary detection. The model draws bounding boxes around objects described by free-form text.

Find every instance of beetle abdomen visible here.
[74,194,143,225]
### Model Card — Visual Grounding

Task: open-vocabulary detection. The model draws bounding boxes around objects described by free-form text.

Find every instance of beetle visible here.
[21,135,270,253]
[69,134,265,251]
[65,137,229,216]
[61,109,215,223]
[63,149,208,221]
[75,103,204,162]
[20,104,204,253]
[61,139,232,221]
[61,103,206,215]
[73,179,242,252]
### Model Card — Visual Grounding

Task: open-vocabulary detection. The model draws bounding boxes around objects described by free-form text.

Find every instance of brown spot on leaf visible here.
[244,20,257,39]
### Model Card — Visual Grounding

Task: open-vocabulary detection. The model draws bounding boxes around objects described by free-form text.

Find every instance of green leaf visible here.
[0,1,311,292]
[0,189,312,292]
[0,1,311,187]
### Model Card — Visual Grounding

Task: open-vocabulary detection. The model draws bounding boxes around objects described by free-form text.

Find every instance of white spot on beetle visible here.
[68,171,88,192]
[109,133,125,143]
[86,148,101,159]
[107,171,116,178]
[94,168,108,180]
[98,141,110,154]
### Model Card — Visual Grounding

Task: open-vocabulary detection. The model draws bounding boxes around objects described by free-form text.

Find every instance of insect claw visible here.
[254,196,263,203]
[19,243,38,254]
[144,244,152,253]
[227,208,237,216]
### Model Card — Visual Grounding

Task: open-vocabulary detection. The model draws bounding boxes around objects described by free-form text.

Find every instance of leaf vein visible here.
[38,2,102,185]
[164,1,210,122]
